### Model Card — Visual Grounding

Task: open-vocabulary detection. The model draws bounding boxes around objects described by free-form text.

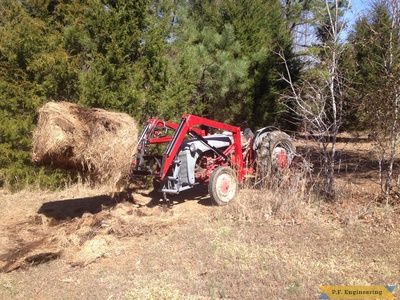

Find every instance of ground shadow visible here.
[296,133,371,144]
[37,192,132,220]
[141,184,214,207]
[297,142,400,187]
[174,185,213,206]
[298,147,376,175]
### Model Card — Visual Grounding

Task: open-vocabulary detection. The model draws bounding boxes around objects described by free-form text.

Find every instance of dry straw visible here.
[32,101,138,185]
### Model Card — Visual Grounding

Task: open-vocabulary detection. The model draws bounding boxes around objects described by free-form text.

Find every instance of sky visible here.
[347,0,370,25]
[344,0,370,38]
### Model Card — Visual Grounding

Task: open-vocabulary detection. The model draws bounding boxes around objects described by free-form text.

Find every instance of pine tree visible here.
[0,0,300,188]
[0,0,152,187]
[173,0,297,128]
[0,0,65,187]
[74,1,148,116]
[349,0,400,200]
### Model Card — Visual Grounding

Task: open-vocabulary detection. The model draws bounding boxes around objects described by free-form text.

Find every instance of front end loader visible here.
[131,114,296,205]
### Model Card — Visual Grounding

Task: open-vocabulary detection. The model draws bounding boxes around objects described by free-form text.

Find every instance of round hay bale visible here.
[32,101,138,185]
[32,102,81,168]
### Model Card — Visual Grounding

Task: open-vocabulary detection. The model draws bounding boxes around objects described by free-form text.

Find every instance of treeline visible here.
[0,0,399,192]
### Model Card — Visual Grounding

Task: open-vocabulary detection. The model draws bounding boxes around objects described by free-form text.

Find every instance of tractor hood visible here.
[180,134,233,153]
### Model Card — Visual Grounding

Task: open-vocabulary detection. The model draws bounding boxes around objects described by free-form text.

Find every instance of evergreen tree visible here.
[0,0,68,187]
[175,0,297,128]
[0,0,300,188]
[136,0,192,122]
[349,0,400,199]
[0,0,153,187]
[74,1,148,116]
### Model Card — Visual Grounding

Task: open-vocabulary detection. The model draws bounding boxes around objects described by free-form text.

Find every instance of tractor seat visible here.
[241,128,254,149]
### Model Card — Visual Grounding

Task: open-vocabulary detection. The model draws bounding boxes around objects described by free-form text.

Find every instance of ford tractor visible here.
[131,114,296,205]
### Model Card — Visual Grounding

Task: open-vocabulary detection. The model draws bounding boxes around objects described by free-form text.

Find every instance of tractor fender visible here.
[252,126,281,151]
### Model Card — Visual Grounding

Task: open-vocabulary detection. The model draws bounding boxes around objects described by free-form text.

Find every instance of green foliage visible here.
[348,1,400,132]
[184,23,250,123]
[0,0,300,189]
[347,0,400,198]
[0,0,49,188]
[174,0,298,128]
[71,1,148,115]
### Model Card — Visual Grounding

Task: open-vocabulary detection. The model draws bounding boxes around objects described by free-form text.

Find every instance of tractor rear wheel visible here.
[256,131,295,180]
[208,166,238,206]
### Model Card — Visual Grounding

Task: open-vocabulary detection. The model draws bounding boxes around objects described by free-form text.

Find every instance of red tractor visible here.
[131,114,296,205]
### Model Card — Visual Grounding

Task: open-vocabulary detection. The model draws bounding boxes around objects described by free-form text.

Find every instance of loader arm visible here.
[160,114,245,182]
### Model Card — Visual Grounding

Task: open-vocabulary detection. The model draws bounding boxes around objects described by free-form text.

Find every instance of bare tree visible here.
[373,0,400,202]
[384,0,400,201]
[349,0,400,202]
[279,0,348,198]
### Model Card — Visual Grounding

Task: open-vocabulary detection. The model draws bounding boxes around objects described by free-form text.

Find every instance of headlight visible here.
[189,143,197,153]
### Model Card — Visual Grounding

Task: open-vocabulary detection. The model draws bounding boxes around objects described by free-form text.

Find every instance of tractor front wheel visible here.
[208,166,238,206]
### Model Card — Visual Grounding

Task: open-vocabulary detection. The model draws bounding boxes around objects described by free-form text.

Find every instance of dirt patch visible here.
[0,184,399,299]
[0,237,61,273]
[0,183,212,274]
[0,193,181,273]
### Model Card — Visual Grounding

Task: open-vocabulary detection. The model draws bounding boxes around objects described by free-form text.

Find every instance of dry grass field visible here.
[0,134,399,299]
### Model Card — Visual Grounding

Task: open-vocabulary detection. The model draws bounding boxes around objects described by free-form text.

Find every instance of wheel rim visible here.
[216,172,236,203]
[272,147,289,169]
